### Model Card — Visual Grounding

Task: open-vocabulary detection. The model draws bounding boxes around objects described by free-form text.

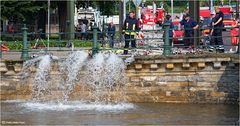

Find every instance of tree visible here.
[98,1,119,16]
[1,1,47,33]
[1,1,47,22]
[56,1,67,35]
[76,0,95,9]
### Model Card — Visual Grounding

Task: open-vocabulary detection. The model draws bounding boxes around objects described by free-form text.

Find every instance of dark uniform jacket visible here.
[123,17,139,36]
[180,18,198,34]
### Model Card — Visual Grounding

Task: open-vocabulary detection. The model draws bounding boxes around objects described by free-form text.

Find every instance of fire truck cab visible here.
[143,8,153,24]
[142,6,164,26]
[155,8,165,26]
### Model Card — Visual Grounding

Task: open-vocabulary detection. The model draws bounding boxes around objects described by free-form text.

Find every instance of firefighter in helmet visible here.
[123,11,139,54]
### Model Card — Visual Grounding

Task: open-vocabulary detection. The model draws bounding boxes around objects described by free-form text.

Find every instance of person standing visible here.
[212,7,224,52]
[230,19,239,52]
[108,22,116,48]
[179,14,199,48]
[80,22,87,40]
[209,11,216,51]
[123,11,139,54]
[76,23,81,39]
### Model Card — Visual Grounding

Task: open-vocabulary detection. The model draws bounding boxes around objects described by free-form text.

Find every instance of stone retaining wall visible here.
[1,54,239,103]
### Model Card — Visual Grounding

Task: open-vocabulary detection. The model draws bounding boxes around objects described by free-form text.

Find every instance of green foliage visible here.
[4,39,93,50]
[1,34,23,41]
[1,1,47,22]
[96,1,119,16]
[76,1,96,9]
[29,39,93,48]
[6,41,23,50]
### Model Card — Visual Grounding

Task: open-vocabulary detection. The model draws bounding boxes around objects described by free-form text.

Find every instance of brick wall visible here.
[1,54,239,103]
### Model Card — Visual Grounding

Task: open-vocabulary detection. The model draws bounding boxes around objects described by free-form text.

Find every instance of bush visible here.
[28,39,93,48]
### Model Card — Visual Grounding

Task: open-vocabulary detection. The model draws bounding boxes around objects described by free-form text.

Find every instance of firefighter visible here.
[212,7,224,52]
[209,11,216,52]
[123,11,139,54]
[179,14,199,48]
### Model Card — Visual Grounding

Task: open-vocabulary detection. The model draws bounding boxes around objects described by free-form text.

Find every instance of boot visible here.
[123,50,128,55]
[208,45,214,52]
[216,45,225,53]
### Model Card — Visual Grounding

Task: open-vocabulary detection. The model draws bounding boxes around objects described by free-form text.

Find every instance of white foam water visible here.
[21,101,135,112]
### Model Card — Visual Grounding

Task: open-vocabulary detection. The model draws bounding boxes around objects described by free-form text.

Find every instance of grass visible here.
[2,39,93,50]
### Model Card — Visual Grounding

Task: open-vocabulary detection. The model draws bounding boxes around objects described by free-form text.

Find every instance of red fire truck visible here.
[142,7,164,26]
[172,21,184,46]
[143,8,153,24]
[155,8,165,26]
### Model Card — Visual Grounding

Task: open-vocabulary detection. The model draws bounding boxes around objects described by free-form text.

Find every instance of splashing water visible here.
[19,56,45,78]
[85,53,127,103]
[61,51,88,101]
[32,55,51,101]
[19,52,132,111]
[105,53,126,88]
[103,53,127,102]
[85,53,106,101]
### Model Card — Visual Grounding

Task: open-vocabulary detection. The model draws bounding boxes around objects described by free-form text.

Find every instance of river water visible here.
[1,101,239,125]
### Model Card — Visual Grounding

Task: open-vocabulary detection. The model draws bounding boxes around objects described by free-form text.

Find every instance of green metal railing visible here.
[163,23,171,56]
[21,24,29,60]
[0,23,239,60]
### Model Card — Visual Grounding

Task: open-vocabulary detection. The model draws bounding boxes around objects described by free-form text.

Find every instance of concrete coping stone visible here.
[166,64,174,69]
[182,63,190,68]
[213,62,221,68]
[135,53,238,64]
[150,64,158,69]
[135,64,143,69]
[197,62,205,68]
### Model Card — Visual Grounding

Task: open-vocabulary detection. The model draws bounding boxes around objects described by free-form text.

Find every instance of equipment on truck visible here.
[142,6,165,26]
[76,7,102,31]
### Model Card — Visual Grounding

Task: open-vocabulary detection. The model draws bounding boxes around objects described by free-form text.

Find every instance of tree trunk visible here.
[57,1,67,39]
[38,9,46,39]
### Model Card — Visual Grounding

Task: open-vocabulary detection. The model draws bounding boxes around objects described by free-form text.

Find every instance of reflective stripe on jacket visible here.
[123,17,139,36]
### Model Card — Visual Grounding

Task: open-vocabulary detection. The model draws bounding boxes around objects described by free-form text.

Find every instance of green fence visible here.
[0,23,239,60]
